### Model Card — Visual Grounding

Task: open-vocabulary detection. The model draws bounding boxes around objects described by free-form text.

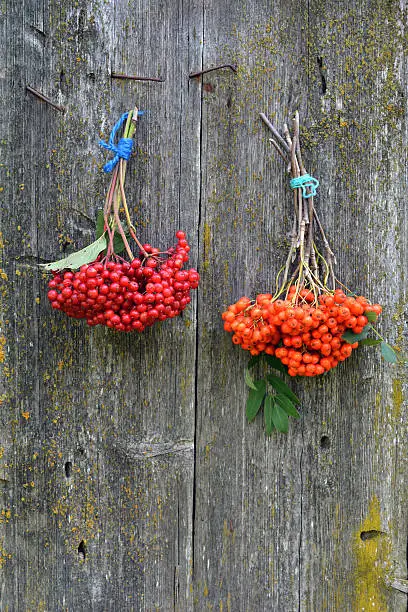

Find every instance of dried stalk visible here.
[260,110,336,302]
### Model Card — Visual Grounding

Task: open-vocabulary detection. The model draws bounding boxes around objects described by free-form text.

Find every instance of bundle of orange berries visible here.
[222,287,382,377]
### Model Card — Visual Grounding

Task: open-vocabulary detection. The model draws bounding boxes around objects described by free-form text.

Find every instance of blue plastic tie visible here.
[289,174,319,198]
[99,110,145,173]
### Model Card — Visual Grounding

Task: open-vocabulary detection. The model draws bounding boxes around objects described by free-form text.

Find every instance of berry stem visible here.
[261,110,337,301]
[115,108,149,258]
[103,166,119,258]
[112,170,134,260]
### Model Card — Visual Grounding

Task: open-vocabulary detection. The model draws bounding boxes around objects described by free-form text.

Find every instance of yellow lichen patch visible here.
[391,379,403,423]
[0,539,12,567]
[353,496,391,611]
[0,509,11,524]
[0,269,7,281]
[21,411,30,420]
[0,335,6,362]
[203,223,211,271]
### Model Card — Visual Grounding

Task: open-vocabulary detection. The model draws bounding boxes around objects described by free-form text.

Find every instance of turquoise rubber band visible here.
[289,174,319,198]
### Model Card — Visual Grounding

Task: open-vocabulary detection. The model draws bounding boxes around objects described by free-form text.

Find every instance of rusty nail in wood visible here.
[189,64,238,78]
[26,86,65,113]
[111,72,165,82]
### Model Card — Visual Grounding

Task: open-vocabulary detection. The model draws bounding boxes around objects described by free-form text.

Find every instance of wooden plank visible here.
[194,0,408,610]
[1,0,202,610]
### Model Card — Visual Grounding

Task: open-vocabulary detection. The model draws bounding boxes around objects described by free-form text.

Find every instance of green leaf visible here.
[359,338,382,347]
[342,325,370,343]
[244,368,258,390]
[266,374,300,405]
[264,354,287,374]
[246,380,266,422]
[264,395,275,435]
[247,354,262,369]
[40,233,107,271]
[101,228,131,256]
[271,401,289,433]
[365,310,378,323]
[96,209,105,239]
[275,394,300,419]
[112,232,127,255]
[380,342,398,364]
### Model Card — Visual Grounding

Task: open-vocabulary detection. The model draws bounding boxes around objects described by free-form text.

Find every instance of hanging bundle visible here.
[41,107,199,332]
[222,111,397,435]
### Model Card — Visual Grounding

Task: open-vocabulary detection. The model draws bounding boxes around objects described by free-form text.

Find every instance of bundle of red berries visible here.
[43,108,199,332]
[47,232,199,332]
[222,287,382,376]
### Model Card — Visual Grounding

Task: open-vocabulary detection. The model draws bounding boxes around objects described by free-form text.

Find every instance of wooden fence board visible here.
[0,1,407,610]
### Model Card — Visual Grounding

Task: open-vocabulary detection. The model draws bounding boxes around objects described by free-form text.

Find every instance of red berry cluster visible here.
[222,286,382,376]
[47,231,199,332]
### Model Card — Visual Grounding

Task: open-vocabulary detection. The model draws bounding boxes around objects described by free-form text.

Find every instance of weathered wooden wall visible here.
[1,0,408,610]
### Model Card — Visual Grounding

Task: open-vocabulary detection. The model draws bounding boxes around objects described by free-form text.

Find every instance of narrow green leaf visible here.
[113,232,127,255]
[264,354,287,374]
[264,395,275,435]
[244,368,258,390]
[246,380,266,422]
[359,338,382,347]
[266,374,300,405]
[275,394,300,419]
[101,228,131,256]
[342,325,370,343]
[380,342,398,364]
[40,233,107,271]
[271,401,289,433]
[365,310,378,323]
[96,209,105,239]
[247,354,262,369]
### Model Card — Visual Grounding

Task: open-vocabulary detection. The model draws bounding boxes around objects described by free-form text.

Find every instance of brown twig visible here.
[265,110,335,300]
[189,64,237,78]
[26,85,65,113]
[269,139,290,164]
[260,113,291,154]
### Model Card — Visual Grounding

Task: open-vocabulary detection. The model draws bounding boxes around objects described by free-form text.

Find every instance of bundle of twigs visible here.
[260,111,336,303]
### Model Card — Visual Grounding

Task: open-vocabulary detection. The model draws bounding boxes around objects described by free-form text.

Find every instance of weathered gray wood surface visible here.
[1,0,407,610]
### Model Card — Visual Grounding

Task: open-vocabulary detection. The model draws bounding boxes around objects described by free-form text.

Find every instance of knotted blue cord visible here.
[290,174,319,198]
[99,110,145,173]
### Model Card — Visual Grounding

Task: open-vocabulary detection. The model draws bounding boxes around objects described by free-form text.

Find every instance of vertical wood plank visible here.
[1,1,202,609]
[194,0,408,610]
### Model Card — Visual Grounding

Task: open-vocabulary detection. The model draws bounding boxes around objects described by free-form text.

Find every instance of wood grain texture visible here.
[0,0,407,610]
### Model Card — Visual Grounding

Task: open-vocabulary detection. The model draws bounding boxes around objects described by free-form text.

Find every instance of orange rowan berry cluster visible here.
[222,286,382,376]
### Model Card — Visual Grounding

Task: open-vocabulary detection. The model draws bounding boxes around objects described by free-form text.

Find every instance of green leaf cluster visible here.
[245,356,300,435]
[40,210,130,272]
[342,320,398,364]
[39,234,108,271]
